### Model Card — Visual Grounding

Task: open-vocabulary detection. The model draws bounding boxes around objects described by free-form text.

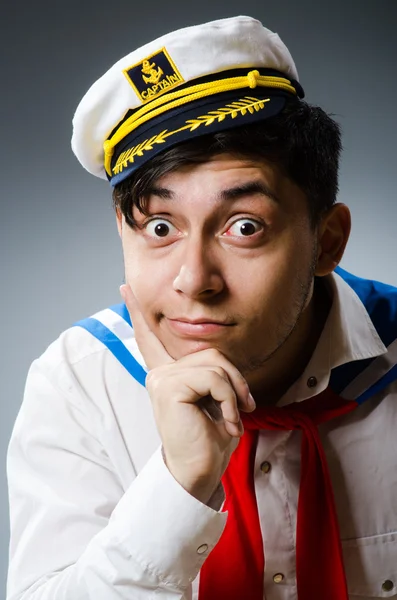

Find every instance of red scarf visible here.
[199,387,357,599]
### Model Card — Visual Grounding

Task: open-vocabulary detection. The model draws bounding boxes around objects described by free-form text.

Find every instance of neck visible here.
[249,276,333,406]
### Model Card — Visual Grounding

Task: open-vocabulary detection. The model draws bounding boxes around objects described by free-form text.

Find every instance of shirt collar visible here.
[278,269,387,406]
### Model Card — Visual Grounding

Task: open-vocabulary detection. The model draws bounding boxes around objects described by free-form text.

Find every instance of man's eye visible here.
[144,219,177,238]
[225,218,262,237]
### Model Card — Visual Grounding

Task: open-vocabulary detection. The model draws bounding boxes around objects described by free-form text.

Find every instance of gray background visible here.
[1,0,396,595]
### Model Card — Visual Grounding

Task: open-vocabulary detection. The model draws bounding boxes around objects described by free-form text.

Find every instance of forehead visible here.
[147,153,307,217]
[156,154,280,188]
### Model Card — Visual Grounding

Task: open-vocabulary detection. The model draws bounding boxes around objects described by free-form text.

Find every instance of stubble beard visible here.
[234,243,318,376]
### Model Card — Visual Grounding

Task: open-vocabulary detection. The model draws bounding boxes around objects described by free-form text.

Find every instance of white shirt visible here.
[6,271,397,600]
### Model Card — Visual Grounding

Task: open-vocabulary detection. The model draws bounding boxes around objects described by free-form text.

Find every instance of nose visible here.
[172,238,225,299]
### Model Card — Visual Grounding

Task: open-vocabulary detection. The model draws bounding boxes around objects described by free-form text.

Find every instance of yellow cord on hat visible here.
[103,71,296,176]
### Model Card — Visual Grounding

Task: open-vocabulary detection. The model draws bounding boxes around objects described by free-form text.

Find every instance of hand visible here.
[120,284,256,504]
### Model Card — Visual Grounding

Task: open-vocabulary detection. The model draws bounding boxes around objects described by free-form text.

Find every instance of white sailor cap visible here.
[71,15,304,187]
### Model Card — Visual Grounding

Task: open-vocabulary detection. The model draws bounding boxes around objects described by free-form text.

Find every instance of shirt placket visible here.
[254,429,301,600]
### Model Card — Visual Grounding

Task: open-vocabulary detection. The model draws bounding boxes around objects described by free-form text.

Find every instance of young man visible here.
[6,15,397,600]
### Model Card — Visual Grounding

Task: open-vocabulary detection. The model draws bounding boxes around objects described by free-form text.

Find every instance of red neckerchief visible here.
[199,386,357,600]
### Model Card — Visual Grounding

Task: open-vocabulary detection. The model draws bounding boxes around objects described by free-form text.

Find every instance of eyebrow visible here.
[146,186,174,200]
[147,180,280,205]
[218,181,280,205]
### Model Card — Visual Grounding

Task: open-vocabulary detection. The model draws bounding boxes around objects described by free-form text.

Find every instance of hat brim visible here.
[109,88,288,186]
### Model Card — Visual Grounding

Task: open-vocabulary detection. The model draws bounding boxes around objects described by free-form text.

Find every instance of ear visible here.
[115,208,123,238]
[315,203,351,276]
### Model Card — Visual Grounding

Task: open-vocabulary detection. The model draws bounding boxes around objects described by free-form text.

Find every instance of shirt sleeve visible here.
[6,357,227,600]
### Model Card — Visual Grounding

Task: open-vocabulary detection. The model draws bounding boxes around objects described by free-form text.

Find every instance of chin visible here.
[166,338,222,359]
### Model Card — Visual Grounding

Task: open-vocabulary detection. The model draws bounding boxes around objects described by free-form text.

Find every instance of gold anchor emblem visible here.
[141,59,164,85]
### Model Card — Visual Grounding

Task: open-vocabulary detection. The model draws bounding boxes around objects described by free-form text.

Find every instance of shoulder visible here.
[37,312,113,375]
[33,302,146,399]
[336,266,397,304]
[335,266,397,346]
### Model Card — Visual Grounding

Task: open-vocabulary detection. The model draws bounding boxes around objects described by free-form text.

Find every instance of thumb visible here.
[120,284,174,370]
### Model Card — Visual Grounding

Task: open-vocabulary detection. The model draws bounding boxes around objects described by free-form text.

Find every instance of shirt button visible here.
[260,461,272,474]
[197,544,209,555]
[273,573,285,584]
[307,376,317,388]
[382,580,394,592]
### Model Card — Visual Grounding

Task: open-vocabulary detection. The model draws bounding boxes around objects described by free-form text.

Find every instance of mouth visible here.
[164,317,235,337]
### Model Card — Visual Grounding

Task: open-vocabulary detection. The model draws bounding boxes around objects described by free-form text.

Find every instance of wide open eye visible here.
[144,218,178,238]
[225,218,263,237]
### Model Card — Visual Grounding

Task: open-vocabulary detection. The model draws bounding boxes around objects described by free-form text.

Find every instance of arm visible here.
[6,358,227,600]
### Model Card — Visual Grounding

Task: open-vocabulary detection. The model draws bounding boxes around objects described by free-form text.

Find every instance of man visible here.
[6,15,397,600]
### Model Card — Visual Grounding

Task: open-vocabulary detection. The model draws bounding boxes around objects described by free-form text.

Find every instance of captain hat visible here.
[71,15,304,187]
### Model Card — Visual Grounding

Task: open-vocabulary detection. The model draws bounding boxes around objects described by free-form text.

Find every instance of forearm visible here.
[7,448,226,600]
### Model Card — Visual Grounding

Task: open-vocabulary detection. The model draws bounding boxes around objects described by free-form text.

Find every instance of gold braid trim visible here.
[113,96,270,175]
[105,69,292,175]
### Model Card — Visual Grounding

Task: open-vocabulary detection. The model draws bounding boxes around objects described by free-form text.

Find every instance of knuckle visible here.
[227,364,248,391]
[212,371,232,391]
[204,347,222,362]
[145,370,154,385]
[145,367,166,392]
[236,371,249,389]
[145,370,157,389]
[211,366,228,379]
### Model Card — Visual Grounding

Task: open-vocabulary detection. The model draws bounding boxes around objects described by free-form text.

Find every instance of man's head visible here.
[113,101,350,391]
[72,16,351,391]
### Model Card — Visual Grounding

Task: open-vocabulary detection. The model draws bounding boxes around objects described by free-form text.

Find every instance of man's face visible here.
[118,154,318,382]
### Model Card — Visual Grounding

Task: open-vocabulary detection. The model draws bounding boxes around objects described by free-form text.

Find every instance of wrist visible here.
[161,449,221,505]
[176,474,221,505]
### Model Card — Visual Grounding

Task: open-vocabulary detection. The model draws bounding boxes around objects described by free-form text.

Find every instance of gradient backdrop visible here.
[1,0,396,595]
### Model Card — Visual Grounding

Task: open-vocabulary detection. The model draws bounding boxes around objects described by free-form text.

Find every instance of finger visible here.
[149,366,244,438]
[151,366,240,423]
[211,362,255,413]
[179,370,241,425]
[200,397,244,438]
[179,349,256,413]
[224,418,244,438]
[120,284,174,370]
[197,395,224,424]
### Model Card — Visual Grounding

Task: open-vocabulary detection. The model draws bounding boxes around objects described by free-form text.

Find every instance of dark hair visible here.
[112,99,342,229]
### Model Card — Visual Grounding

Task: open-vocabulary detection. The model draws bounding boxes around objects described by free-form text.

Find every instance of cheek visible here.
[229,232,313,307]
[123,253,143,285]
[122,233,146,283]
[123,246,171,308]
